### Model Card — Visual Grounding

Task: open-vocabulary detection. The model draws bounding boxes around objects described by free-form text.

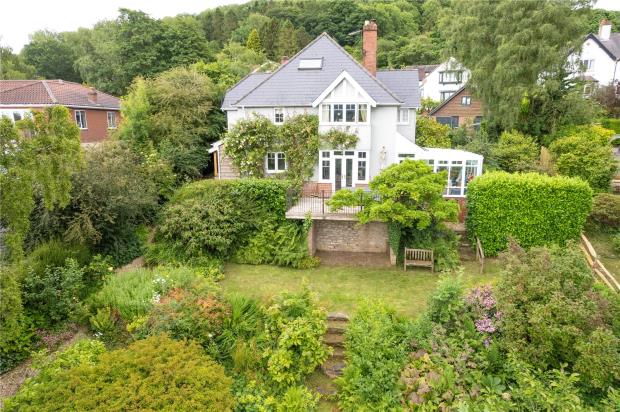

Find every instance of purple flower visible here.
[475,316,496,333]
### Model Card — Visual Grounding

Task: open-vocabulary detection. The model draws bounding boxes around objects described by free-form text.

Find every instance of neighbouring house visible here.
[576,19,620,93]
[212,20,483,259]
[0,79,121,144]
[429,87,484,129]
[416,58,470,102]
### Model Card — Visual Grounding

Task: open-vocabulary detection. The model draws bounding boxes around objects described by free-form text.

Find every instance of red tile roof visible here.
[0,80,120,109]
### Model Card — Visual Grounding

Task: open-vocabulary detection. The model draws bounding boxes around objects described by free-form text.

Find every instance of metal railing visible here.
[286,189,366,216]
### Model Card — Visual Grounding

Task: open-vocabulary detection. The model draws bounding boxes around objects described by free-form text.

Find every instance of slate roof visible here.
[221,73,270,109]
[227,33,420,109]
[587,33,620,60]
[0,80,120,109]
[376,69,420,108]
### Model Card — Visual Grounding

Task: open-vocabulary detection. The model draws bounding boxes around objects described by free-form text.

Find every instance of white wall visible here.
[420,59,469,102]
[579,38,618,86]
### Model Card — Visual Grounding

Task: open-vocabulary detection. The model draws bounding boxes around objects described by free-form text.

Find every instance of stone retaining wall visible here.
[312,220,388,253]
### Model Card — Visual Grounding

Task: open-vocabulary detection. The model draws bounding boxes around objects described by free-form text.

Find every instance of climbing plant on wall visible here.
[224,114,358,186]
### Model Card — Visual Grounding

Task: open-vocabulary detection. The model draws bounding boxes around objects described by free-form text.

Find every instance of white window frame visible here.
[107,111,117,129]
[75,110,87,129]
[319,103,370,125]
[266,152,287,173]
[319,150,369,186]
[357,151,368,182]
[397,108,409,124]
[461,96,471,106]
[273,108,284,124]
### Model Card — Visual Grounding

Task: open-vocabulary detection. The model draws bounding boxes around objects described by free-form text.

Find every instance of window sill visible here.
[397,122,409,125]
[266,170,287,174]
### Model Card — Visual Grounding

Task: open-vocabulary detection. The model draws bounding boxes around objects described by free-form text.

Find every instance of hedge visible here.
[466,172,592,256]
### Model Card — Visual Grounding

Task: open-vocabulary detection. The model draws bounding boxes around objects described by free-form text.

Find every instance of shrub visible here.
[601,118,620,134]
[4,335,234,411]
[490,130,539,173]
[21,258,85,326]
[263,287,329,387]
[337,301,413,411]
[234,218,318,269]
[549,132,616,192]
[276,386,320,412]
[588,193,620,230]
[154,179,309,267]
[614,233,620,253]
[415,116,451,148]
[466,171,592,256]
[136,279,228,359]
[24,239,90,279]
[224,115,279,177]
[89,266,202,323]
[495,243,620,396]
[0,264,34,372]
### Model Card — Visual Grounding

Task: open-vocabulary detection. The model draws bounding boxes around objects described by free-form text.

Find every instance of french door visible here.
[333,151,354,191]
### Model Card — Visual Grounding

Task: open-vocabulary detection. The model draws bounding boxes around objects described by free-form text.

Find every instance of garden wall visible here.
[312,220,389,253]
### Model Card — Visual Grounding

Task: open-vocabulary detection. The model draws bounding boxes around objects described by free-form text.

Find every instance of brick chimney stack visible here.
[88,87,98,104]
[362,19,378,76]
[599,19,612,41]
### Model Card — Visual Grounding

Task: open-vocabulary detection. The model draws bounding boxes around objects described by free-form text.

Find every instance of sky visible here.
[1,0,619,52]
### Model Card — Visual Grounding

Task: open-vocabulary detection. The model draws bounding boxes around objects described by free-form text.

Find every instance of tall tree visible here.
[0,46,36,79]
[246,28,262,53]
[441,0,591,128]
[21,31,81,82]
[0,107,82,259]
[275,20,298,59]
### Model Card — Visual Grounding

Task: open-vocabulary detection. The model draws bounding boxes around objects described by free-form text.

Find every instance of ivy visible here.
[224,114,358,186]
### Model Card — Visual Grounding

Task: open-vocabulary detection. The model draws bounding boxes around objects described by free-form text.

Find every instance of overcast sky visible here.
[1,0,619,52]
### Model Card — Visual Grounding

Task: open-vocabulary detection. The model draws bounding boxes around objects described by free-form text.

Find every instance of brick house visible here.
[429,87,483,129]
[0,80,121,144]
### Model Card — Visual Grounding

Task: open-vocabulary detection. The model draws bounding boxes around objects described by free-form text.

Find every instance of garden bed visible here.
[585,230,620,283]
[221,260,501,319]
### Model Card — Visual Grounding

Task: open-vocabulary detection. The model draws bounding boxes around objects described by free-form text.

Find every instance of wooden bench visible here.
[404,248,434,272]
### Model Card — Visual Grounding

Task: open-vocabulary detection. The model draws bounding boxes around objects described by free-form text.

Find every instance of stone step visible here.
[321,358,346,379]
[327,312,349,322]
[324,333,345,348]
[330,346,345,360]
[327,320,348,334]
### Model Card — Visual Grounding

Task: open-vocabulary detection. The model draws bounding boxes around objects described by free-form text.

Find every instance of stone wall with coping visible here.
[313,220,388,253]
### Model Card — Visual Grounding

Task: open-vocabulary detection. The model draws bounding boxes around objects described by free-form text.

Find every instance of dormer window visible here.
[298,58,323,70]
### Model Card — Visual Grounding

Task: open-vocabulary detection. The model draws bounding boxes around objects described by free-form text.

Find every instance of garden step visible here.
[321,358,346,379]
[324,333,345,347]
[330,346,345,360]
[327,320,348,334]
[327,312,349,322]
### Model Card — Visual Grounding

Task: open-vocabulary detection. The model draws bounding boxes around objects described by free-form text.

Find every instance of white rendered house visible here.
[419,58,470,103]
[577,19,620,89]
[213,20,483,200]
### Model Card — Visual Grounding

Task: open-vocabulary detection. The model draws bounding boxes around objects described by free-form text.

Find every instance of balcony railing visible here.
[285,189,366,219]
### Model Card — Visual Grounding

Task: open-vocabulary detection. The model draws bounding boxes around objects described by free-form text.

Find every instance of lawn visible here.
[221,259,502,319]
[586,230,620,283]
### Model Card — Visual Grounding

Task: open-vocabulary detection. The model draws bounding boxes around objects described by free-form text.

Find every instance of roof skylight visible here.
[298,58,323,70]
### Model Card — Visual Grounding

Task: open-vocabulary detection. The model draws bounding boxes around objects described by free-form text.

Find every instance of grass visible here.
[585,229,620,283]
[221,259,502,319]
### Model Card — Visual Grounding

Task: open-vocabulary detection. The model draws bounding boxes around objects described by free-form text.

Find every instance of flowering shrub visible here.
[465,285,502,346]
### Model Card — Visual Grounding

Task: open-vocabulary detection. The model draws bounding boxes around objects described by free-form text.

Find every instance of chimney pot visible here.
[599,19,612,41]
[362,19,378,76]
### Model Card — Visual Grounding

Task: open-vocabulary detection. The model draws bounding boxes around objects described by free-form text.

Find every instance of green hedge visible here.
[466,172,592,256]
